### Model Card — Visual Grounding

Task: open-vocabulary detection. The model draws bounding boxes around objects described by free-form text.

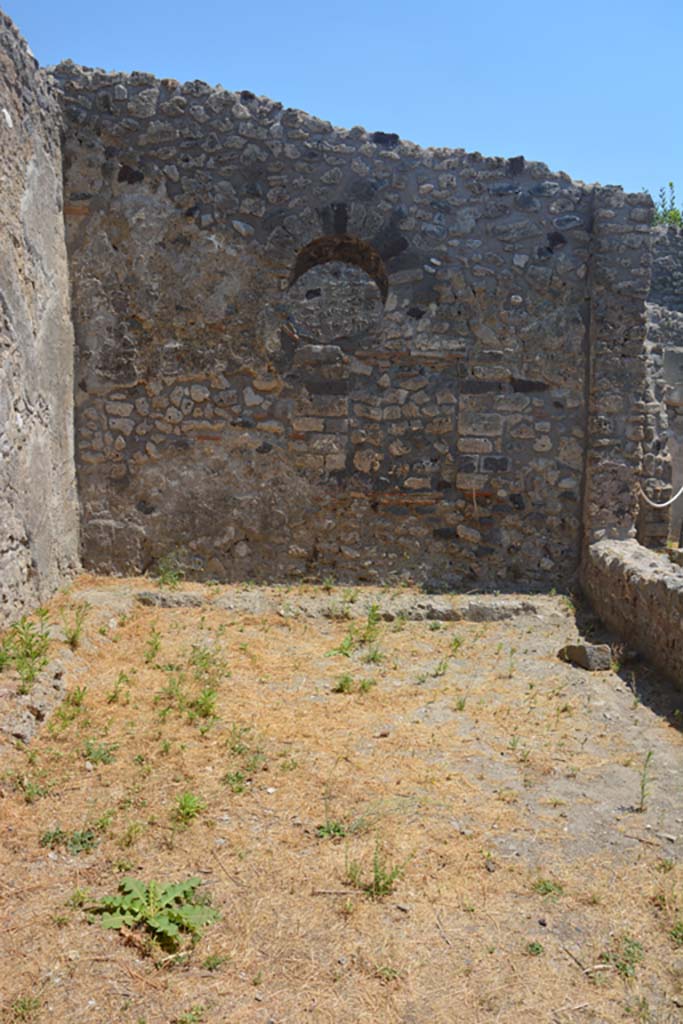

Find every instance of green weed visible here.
[450,636,463,656]
[189,643,228,681]
[119,822,146,849]
[333,674,354,694]
[155,671,186,715]
[172,1007,206,1024]
[363,645,384,665]
[1,611,51,691]
[243,750,266,774]
[316,820,347,839]
[69,685,87,707]
[227,723,252,756]
[374,964,400,982]
[155,554,184,590]
[67,887,90,908]
[15,774,50,803]
[359,603,381,645]
[107,670,132,705]
[624,997,653,1023]
[41,826,98,855]
[223,723,266,788]
[60,601,90,649]
[223,771,246,794]
[202,954,228,971]
[328,628,356,658]
[346,842,408,899]
[83,739,117,765]
[532,878,564,900]
[599,934,643,979]
[187,685,218,723]
[10,996,42,1022]
[93,809,115,832]
[653,182,682,227]
[93,877,218,952]
[52,685,87,729]
[144,626,162,664]
[173,792,205,826]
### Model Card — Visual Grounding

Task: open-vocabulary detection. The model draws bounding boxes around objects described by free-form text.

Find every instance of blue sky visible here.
[8,0,682,201]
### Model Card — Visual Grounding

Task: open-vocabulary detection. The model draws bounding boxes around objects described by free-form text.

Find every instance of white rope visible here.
[639,480,683,509]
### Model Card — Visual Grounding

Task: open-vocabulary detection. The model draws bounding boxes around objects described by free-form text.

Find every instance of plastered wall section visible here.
[54,64,611,590]
[0,15,79,624]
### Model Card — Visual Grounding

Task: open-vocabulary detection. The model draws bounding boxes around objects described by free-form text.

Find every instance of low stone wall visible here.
[0,13,79,624]
[582,539,683,685]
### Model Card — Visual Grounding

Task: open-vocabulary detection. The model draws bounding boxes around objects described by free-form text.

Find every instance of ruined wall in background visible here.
[581,220,683,686]
[650,225,683,313]
[640,227,683,546]
[54,64,607,591]
[0,15,79,624]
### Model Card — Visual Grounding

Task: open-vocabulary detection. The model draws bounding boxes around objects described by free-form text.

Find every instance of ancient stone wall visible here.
[580,221,683,686]
[52,62,655,591]
[2,10,678,688]
[651,225,683,313]
[654,227,683,544]
[583,539,683,685]
[0,15,79,624]
[638,226,683,546]
[581,188,652,548]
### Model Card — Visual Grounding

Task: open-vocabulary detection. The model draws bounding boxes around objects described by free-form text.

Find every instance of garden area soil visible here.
[1,576,682,1024]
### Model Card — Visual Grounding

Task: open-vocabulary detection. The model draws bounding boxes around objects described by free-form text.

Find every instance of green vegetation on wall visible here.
[653,183,682,228]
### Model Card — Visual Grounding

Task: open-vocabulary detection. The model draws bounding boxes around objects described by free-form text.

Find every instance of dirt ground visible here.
[1,576,682,1024]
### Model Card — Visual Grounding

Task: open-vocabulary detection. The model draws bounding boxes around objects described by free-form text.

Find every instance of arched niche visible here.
[290,235,389,301]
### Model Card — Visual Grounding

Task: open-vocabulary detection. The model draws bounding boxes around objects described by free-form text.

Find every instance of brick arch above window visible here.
[289,235,389,303]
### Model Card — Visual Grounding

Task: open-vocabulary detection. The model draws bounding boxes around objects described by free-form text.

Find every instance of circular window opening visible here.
[287,261,384,344]
[286,235,387,346]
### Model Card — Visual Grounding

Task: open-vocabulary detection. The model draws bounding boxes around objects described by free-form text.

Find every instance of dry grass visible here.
[1,576,682,1024]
